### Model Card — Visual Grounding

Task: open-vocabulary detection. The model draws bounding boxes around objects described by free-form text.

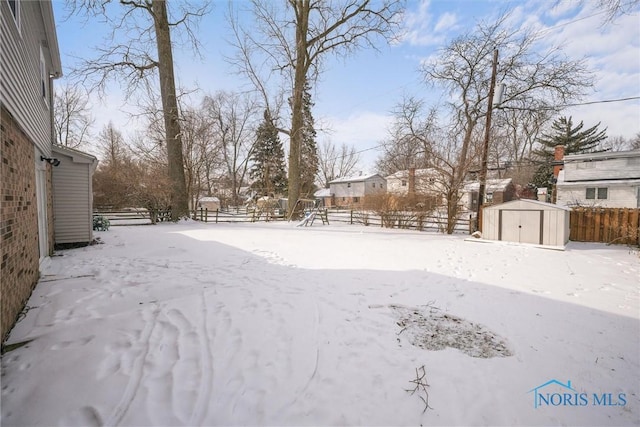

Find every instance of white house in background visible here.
[556,150,640,208]
[328,173,387,207]
[386,168,446,196]
[197,196,221,211]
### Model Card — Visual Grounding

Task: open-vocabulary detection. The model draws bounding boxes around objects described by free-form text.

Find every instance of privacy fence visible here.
[569,208,639,245]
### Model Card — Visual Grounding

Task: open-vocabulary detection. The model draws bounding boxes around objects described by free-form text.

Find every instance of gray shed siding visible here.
[0,1,60,156]
[52,150,95,244]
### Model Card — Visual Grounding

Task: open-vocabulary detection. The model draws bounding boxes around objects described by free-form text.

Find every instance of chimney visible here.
[408,167,416,198]
[553,145,565,179]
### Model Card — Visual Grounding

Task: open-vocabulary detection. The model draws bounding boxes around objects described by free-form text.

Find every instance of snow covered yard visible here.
[1,221,639,426]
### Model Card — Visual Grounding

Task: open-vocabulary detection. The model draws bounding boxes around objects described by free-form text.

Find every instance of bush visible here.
[93,215,110,231]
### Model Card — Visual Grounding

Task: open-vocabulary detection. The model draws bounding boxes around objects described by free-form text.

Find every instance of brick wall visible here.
[1,107,41,341]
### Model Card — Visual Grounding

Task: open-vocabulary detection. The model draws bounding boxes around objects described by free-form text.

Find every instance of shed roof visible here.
[52,144,98,165]
[329,173,385,184]
[483,198,571,211]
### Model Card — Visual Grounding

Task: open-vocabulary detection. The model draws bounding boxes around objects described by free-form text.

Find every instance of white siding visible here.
[0,1,58,155]
[556,182,640,208]
[563,155,640,182]
[52,151,94,244]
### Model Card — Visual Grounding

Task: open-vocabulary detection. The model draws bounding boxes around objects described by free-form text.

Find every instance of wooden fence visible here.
[570,208,640,245]
[192,207,470,233]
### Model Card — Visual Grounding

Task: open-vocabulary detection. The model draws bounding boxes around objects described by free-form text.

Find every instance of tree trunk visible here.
[288,1,310,219]
[152,0,189,220]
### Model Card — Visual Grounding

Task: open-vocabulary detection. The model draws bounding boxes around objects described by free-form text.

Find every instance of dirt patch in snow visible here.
[388,304,513,358]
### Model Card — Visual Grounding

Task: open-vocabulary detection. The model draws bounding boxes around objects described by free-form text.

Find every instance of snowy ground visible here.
[2,221,639,426]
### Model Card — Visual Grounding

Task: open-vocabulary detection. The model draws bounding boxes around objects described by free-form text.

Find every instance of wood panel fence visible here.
[570,208,639,245]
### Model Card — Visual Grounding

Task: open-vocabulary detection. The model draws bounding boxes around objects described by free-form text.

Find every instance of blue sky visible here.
[52,0,640,171]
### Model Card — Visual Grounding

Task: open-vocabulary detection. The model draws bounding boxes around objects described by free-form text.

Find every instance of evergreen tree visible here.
[250,110,287,197]
[299,82,319,198]
[532,116,607,189]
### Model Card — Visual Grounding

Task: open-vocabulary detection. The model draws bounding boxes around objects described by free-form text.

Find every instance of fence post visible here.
[350,210,353,225]
[205,208,208,223]
[215,209,219,224]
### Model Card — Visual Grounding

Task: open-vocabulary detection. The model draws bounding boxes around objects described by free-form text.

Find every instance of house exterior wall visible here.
[329,176,386,207]
[52,149,94,245]
[1,1,61,340]
[1,107,42,340]
[556,151,640,208]
[556,182,640,208]
[562,155,640,181]
[1,1,60,158]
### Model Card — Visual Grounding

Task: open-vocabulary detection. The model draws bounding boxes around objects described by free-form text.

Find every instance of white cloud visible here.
[434,12,458,33]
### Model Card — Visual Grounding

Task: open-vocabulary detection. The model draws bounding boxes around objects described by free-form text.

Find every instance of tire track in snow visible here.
[104,305,160,427]
[188,291,214,426]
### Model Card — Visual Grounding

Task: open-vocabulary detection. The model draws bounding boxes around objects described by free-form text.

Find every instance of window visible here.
[401,180,407,186]
[40,47,48,104]
[372,183,375,188]
[347,182,351,188]
[8,0,20,28]
[586,187,608,200]
[353,197,359,203]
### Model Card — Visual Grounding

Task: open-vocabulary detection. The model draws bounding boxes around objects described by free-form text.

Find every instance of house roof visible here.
[564,149,640,162]
[463,178,512,192]
[329,173,385,184]
[314,188,331,198]
[386,168,439,180]
[52,144,98,165]
[199,197,220,202]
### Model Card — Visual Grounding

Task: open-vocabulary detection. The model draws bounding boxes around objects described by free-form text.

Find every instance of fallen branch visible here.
[406,365,432,412]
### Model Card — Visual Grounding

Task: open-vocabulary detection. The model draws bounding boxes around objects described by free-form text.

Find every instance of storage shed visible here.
[52,145,98,247]
[482,199,570,246]
[197,196,221,211]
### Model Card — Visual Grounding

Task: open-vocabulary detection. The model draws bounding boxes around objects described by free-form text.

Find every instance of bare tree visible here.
[418,12,593,232]
[67,0,210,220]
[231,0,404,217]
[54,83,94,148]
[203,91,260,205]
[588,0,640,23]
[316,140,361,188]
[376,96,437,176]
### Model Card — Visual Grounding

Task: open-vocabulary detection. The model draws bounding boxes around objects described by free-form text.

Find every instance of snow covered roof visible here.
[329,173,385,184]
[463,178,512,192]
[386,168,438,180]
[564,149,640,162]
[199,197,220,202]
[314,188,331,198]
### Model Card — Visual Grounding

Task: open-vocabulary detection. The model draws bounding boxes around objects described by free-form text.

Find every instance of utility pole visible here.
[476,49,499,232]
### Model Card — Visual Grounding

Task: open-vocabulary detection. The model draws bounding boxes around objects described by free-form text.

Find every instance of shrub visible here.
[93,215,110,231]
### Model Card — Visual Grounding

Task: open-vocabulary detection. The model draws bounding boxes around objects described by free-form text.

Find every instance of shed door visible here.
[500,210,542,244]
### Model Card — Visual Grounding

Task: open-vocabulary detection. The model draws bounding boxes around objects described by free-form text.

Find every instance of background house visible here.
[461,178,516,212]
[197,196,221,211]
[386,168,446,204]
[555,149,640,208]
[328,174,387,208]
[1,0,62,339]
[52,145,98,247]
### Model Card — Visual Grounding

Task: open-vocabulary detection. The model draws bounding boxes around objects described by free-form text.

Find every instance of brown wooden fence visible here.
[570,208,640,245]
